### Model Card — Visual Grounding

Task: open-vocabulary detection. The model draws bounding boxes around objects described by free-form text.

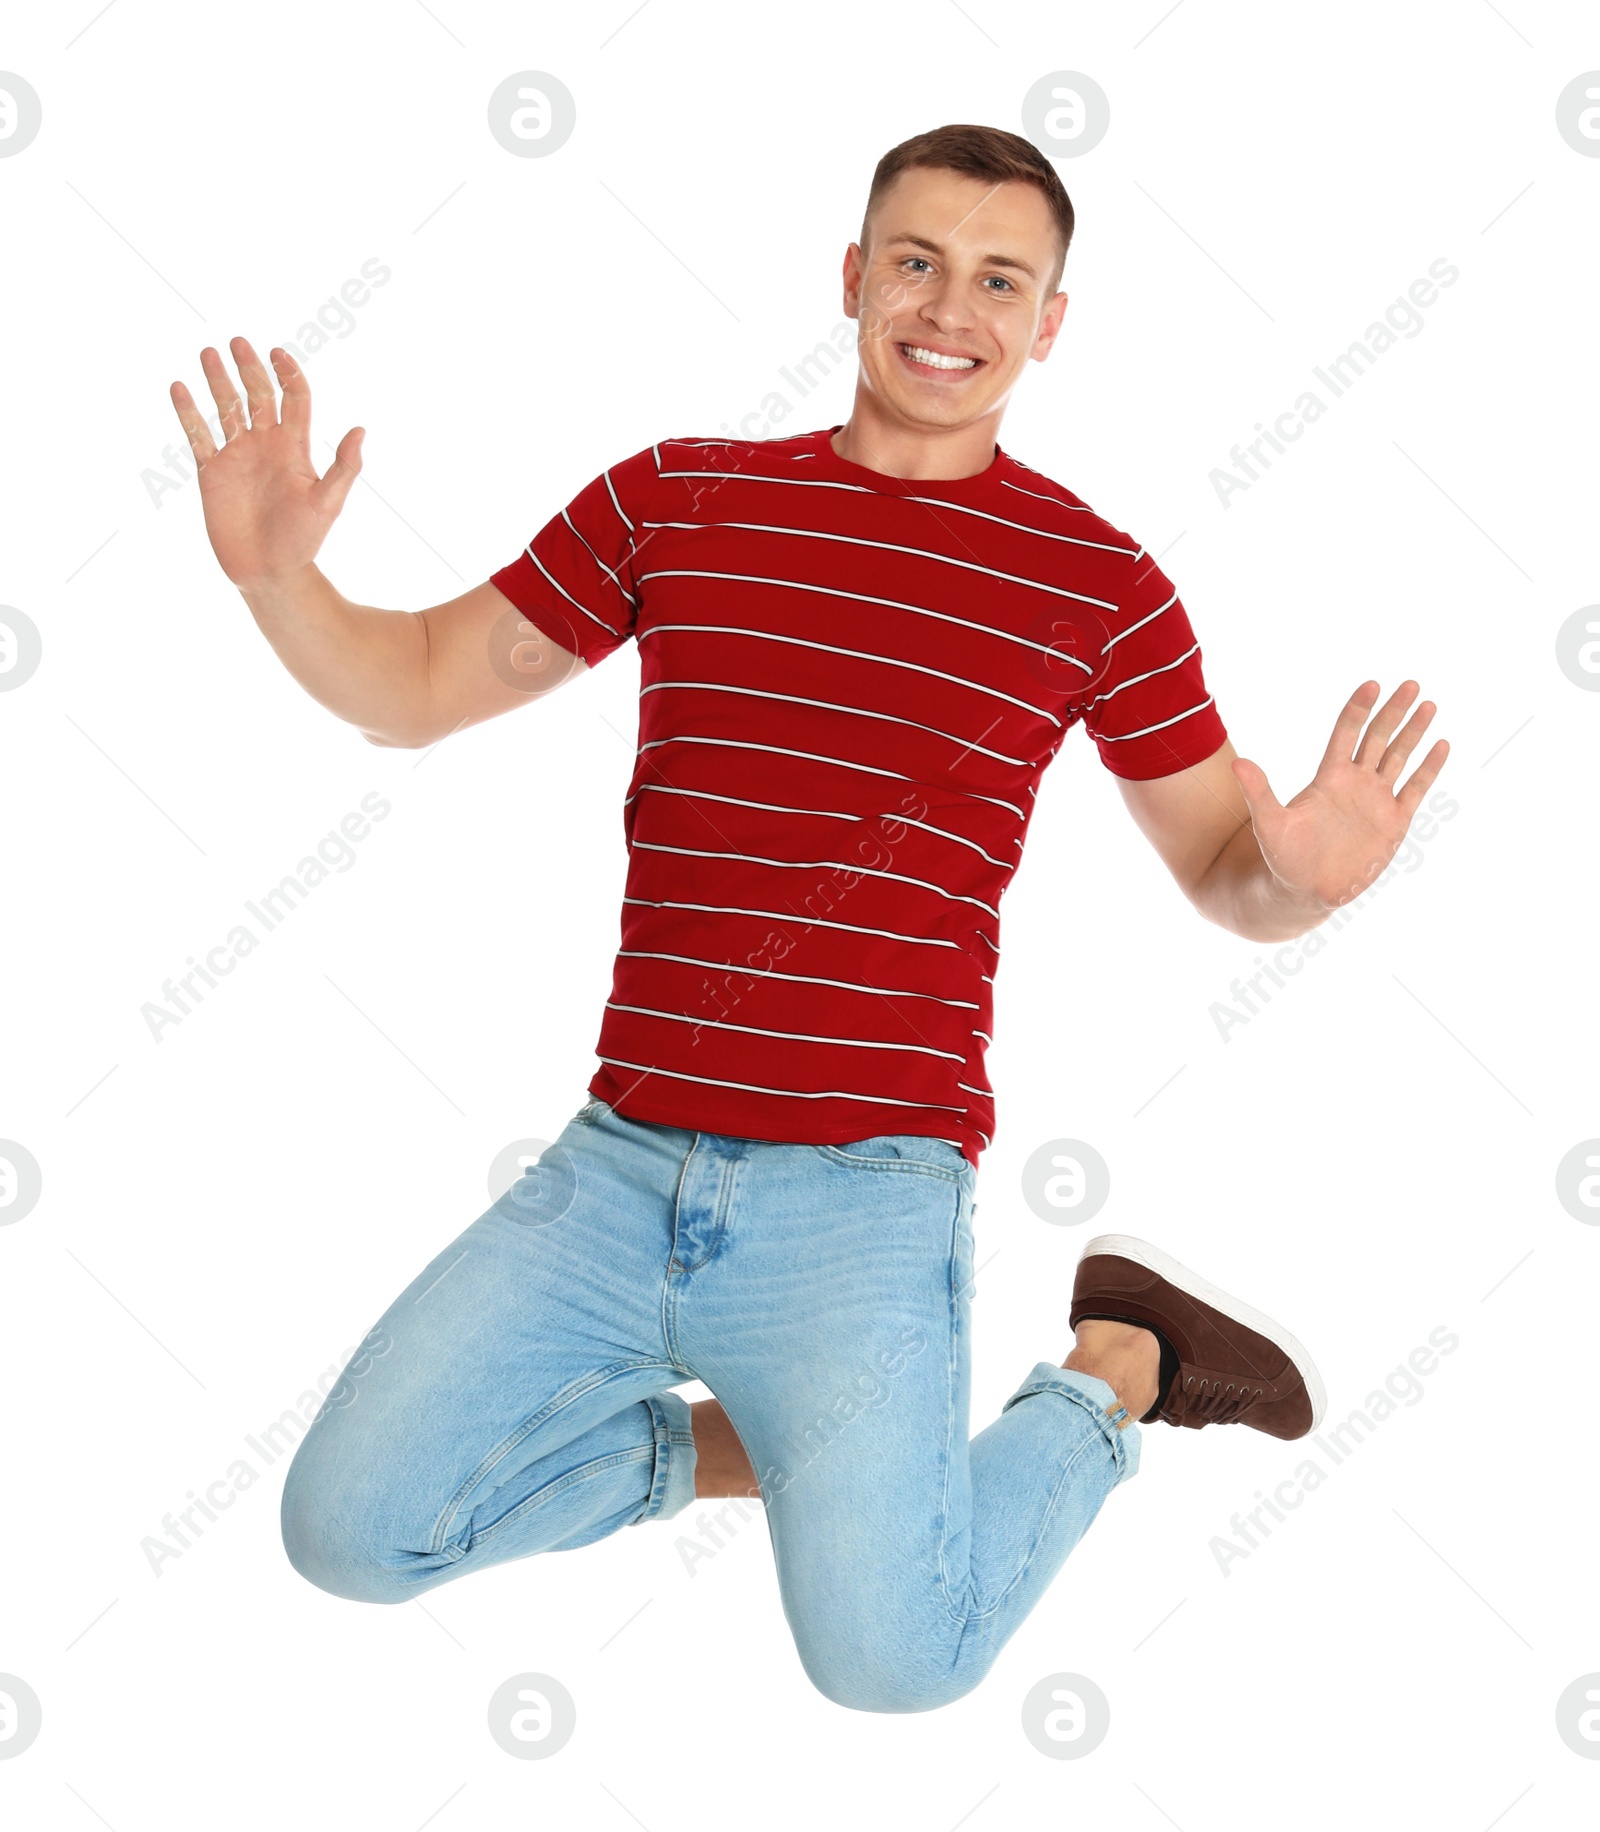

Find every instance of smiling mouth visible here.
[897,342,983,376]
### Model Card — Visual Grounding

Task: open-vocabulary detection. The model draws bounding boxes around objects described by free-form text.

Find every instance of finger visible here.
[271,345,312,442]
[198,345,247,441]
[230,335,278,429]
[1354,679,1420,769]
[1395,739,1449,819]
[314,426,365,518]
[169,379,219,464]
[1231,754,1285,830]
[1317,681,1380,775]
[1377,698,1437,783]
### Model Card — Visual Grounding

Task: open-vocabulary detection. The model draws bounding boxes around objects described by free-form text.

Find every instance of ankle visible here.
[691,1397,760,1498]
[1063,1318,1162,1426]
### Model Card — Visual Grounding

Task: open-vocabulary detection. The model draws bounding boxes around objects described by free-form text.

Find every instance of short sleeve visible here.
[1078,547,1228,780]
[489,444,659,668]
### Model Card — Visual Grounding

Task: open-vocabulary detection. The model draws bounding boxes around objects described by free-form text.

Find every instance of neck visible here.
[830,386,1002,480]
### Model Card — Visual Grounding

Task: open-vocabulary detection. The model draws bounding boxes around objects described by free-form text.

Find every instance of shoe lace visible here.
[1169,1372,1265,1425]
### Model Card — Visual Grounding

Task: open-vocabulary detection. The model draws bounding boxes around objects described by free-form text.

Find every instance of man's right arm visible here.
[236,569,586,750]
[170,337,586,752]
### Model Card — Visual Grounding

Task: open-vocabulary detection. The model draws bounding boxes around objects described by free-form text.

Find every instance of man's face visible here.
[843,165,1068,434]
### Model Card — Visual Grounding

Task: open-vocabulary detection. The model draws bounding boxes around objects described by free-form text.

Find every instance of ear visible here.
[841,242,863,321]
[1030,290,1069,361]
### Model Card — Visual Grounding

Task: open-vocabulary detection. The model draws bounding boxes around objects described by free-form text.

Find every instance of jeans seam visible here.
[961,1429,1113,1621]
[937,1177,970,1619]
[944,1375,1129,1624]
[662,1136,702,1367]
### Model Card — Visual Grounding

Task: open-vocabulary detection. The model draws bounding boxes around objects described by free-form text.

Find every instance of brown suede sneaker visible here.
[1070,1234,1325,1440]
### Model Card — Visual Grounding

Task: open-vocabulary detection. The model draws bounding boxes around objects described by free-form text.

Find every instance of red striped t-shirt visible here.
[491,425,1227,1167]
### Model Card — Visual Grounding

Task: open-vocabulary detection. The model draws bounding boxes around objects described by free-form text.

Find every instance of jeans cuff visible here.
[639,1390,698,1522]
[1002,1360,1141,1485]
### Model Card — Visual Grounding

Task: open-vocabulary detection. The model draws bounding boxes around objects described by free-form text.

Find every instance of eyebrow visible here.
[882,232,1038,281]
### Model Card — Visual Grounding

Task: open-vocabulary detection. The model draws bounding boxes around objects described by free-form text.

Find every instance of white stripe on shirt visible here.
[596,1055,971,1114]
[641,520,1123,611]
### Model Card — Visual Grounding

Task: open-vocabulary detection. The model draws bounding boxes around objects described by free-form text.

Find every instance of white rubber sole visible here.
[1080,1233,1328,1434]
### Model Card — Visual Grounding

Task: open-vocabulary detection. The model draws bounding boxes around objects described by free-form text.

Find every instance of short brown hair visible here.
[860,124,1075,293]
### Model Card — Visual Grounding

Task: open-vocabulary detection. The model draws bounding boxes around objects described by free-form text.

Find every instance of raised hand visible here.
[169,337,364,589]
[1230,681,1449,910]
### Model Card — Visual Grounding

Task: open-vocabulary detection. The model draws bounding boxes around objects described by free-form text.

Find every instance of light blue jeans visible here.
[280,1096,1140,1712]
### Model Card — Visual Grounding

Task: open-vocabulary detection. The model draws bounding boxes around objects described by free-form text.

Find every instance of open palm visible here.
[1231,681,1449,909]
[169,336,364,589]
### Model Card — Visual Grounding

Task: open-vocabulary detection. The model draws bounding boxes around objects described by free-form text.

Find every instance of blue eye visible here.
[986,276,1013,292]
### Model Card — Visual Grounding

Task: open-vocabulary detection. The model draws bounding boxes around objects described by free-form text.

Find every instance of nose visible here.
[916,274,976,337]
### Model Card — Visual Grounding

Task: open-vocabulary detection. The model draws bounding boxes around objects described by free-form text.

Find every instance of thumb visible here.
[1231,754,1285,830]
[316,426,365,518]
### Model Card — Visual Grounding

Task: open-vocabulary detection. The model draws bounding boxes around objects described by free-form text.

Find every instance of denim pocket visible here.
[819,1133,969,1179]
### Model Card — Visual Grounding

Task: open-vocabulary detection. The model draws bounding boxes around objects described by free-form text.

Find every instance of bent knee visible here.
[280,1463,416,1605]
[281,1513,412,1604]
[798,1645,980,1715]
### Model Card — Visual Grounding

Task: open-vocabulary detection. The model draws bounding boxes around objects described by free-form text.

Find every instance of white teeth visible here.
[902,344,977,370]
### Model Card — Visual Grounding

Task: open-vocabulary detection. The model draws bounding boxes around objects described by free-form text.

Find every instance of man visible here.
[169,124,1446,1713]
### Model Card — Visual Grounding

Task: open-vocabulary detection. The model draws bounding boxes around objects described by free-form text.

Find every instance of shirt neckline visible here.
[807,424,1009,497]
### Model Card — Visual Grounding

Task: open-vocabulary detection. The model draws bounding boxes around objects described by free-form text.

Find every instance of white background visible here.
[2,0,1596,1824]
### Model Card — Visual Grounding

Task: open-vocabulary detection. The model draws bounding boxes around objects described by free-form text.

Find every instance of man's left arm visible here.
[1117,680,1450,944]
